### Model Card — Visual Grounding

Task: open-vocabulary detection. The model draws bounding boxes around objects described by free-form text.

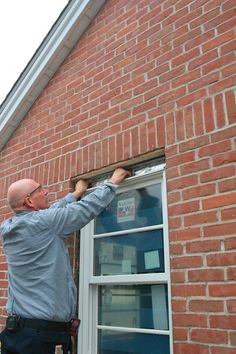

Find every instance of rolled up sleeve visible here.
[42,184,117,236]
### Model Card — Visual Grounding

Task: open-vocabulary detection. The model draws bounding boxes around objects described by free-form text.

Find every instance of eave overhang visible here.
[0,0,106,151]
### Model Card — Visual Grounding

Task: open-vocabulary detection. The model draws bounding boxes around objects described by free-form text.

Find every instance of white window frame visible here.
[77,165,173,354]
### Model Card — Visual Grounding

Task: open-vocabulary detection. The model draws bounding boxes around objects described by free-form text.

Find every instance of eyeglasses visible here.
[26,184,43,197]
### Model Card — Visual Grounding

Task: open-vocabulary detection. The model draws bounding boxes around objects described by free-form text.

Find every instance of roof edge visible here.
[0,0,106,151]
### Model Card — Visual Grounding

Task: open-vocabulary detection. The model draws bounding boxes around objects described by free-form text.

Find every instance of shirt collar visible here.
[15,210,32,216]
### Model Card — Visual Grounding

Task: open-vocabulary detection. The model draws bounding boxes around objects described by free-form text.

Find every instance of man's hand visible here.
[73,180,90,199]
[108,168,131,185]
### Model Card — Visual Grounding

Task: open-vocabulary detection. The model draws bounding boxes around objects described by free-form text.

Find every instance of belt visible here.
[18,317,71,332]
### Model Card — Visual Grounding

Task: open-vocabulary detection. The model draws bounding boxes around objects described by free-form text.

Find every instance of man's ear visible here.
[23,196,33,208]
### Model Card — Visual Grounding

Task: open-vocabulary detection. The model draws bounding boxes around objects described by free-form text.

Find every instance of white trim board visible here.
[0,0,106,151]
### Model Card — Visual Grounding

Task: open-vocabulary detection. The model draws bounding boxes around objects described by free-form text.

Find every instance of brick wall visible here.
[0,0,235,352]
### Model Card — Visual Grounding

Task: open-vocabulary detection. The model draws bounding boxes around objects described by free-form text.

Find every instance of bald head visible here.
[7,179,39,210]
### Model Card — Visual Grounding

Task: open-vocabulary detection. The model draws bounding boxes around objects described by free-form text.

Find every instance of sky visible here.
[0,0,69,105]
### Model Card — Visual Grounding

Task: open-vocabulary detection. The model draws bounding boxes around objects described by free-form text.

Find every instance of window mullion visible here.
[90,273,168,285]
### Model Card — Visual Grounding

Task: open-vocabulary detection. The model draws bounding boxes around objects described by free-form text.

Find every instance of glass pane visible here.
[95,184,162,234]
[94,230,164,276]
[98,285,169,330]
[98,330,170,354]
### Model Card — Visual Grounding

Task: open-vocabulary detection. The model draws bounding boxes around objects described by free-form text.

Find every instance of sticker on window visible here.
[117,198,135,223]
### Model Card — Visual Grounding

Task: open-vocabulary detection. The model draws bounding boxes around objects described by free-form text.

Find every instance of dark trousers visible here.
[0,326,72,354]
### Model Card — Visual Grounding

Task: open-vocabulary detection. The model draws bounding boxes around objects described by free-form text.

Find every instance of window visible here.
[78,163,172,354]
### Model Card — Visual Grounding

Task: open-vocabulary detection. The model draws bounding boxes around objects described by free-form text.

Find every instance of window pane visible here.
[98,284,169,330]
[94,230,164,276]
[98,330,170,354]
[95,184,162,234]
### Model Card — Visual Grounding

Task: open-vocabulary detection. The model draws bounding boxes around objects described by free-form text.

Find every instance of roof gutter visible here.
[0,0,106,151]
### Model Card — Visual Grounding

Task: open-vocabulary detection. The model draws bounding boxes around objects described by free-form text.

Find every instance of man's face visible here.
[25,184,49,210]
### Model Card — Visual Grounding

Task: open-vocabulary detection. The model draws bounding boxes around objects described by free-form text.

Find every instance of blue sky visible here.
[0,0,69,105]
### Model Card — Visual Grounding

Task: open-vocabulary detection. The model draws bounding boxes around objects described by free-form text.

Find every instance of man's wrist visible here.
[104,181,118,191]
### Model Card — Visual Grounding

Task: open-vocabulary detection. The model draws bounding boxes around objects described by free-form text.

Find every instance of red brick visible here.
[211,126,236,142]
[225,90,236,124]
[202,192,236,209]
[168,216,182,230]
[214,93,227,128]
[225,237,236,250]
[202,30,235,52]
[168,191,181,205]
[169,200,199,216]
[227,299,236,313]
[183,106,194,138]
[213,150,236,167]
[189,72,219,93]
[184,211,218,226]
[171,255,203,269]
[122,114,146,130]
[163,7,189,27]
[173,313,207,327]
[210,315,236,330]
[148,63,169,79]
[189,49,218,70]
[166,112,175,145]
[189,299,224,313]
[167,151,195,168]
[175,110,185,141]
[203,0,222,12]
[208,75,236,95]
[190,8,220,29]
[204,97,215,132]
[174,343,209,354]
[168,174,198,191]
[204,222,236,237]
[221,38,236,55]
[156,116,165,147]
[147,121,158,151]
[170,227,201,241]
[180,158,209,176]
[172,48,200,68]
[198,140,231,158]
[123,130,131,160]
[183,183,216,200]
[230,331,236,345]
[223,0,236,10]
[171,270,185,283]
[186,239,221,253]
[177,89,207,108]
[203,53,235,75]
[207,252,236,266]
[133,78,157,96]
[116,133,123,162]
[158,86,186,106]
[172,282,205,299]
[132,99,156,115]
[173,327,188,341]
[131,126,139,157]
[200,165,235,183]
[209,9,236,34]
[189,269,224,282]
[139,123,148,154]
[178,27,204,49]
[193,101,205,135]
[222,62,236,78]
[227,267,236,281]
[191,329,228,344]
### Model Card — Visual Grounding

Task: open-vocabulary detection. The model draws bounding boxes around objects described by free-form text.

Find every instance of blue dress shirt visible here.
[0,183,117,322]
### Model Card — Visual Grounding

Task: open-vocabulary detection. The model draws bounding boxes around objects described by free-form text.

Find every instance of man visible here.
[0,168,131,354]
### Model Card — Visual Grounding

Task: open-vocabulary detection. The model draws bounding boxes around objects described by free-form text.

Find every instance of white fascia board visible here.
[0,0,106,151]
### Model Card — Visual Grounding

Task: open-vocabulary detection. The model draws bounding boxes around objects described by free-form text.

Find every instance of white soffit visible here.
[0,0,106,151]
